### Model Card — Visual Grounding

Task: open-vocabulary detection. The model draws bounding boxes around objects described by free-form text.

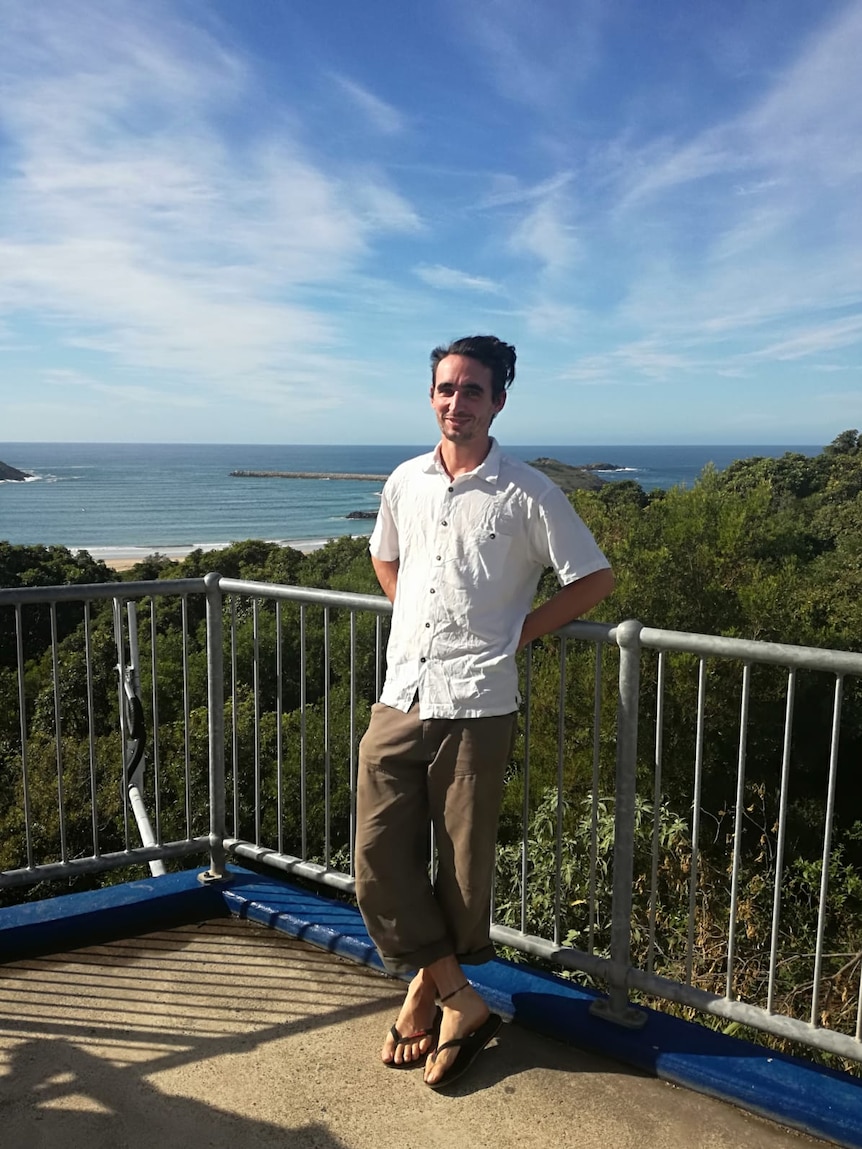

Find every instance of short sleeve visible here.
[535,486,610,586]
[369,478,400,561]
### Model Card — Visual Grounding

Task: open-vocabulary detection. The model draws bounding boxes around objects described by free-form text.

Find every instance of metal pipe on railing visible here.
[84,603,100,859]
[0,838,209,889]
[589,642,603,954]
[520,644,533,936]
[554,637,567,947]
[767,669,796,1014]
[647,650,666,973]
[725,662,752,1000]
[119,601,166,876]
[686,658,707,986]
[0,578,208,606]
[253,597,262,845]
[591,618,645,1028]
[640,625,862,676]
[324,606,332,867]
[229,596,239,837]
[349,610,357,875]
[276,600,285,856]
[14,604,34,870]
[181,596,192,839]
[300,603,308,860]
[202,571,226,880]
[149,599,163,845]
[50,602,68,864]
[811,675,844,1027]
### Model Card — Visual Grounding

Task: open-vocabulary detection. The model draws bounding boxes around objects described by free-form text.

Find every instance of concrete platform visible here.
[0,918,829,1149]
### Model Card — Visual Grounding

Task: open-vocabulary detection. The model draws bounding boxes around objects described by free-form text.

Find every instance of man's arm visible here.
[518,567,615,650]
[371,556,400,604]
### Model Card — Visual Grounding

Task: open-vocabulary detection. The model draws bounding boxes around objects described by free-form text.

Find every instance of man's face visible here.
[430,354,506,444]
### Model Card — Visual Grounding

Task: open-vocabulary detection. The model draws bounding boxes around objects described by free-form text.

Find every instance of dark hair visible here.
[430,335,517,399]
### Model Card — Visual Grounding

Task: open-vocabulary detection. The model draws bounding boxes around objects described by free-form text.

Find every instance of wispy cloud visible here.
[414,264,501,294]
[477,171,574,210]
[42,369,207,408]
[752,316,862,361]
[561,342,698,385]
[509,197,579,275]
[331,74,406,135]
[451,0,607,111]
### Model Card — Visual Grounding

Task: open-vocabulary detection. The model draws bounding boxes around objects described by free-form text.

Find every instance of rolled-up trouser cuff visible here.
[378,939,497,977]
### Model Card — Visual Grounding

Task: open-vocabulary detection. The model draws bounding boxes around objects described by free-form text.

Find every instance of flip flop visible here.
[385,1006,442,1070]
[424,1012,502,1090]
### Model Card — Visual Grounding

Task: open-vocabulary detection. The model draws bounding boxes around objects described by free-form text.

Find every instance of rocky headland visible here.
[0,459,30,482]
[527,458,611,492]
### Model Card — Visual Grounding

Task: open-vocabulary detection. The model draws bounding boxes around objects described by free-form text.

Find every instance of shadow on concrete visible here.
[1,1037,351,1149]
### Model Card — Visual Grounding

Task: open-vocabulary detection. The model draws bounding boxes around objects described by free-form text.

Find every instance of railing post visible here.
[200,571,227,882]
[591,618,646,1028]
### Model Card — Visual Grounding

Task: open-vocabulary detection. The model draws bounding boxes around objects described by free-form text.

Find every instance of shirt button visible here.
[448,486,454,492]
[441,519,448,526]
[420,656,427,663]
[435,554,441,561]
[429,588,435,594]
[425,622,431,628]
[490,533,496,539]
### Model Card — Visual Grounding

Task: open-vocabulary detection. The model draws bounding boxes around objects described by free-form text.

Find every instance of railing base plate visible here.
[590,997,648,1029]
[197,869,231,886]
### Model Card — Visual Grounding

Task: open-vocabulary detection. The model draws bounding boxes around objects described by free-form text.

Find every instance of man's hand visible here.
[518,567,615,649]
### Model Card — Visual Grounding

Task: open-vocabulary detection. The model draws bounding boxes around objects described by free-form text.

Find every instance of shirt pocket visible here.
[465,517,515,582]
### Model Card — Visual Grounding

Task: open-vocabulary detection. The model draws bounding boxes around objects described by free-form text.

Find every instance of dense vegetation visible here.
[2,433,861,1071]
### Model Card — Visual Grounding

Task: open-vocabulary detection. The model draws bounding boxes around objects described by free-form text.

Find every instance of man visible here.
[354,335,614,1089]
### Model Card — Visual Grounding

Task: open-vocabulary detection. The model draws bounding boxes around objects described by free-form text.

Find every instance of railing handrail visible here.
[640,625,862,675]
[0,577,208,605]
[218,577,393,614]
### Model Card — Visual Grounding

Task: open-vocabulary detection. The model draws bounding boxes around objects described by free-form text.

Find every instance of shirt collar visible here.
[426,437,502,484]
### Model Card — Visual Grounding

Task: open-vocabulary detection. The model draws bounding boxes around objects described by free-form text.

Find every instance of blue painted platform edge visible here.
[0,867,229,959]
[1,865,860,1148]
[225,867,862,1149]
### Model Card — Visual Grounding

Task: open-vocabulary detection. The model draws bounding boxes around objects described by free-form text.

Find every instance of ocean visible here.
[0,442,820,561]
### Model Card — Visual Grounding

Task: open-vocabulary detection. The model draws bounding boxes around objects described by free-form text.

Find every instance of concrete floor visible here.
[0,917,829,1149]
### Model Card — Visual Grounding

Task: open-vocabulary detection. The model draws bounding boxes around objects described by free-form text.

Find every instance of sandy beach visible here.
[90,537,338,574]
[105,557,151,572]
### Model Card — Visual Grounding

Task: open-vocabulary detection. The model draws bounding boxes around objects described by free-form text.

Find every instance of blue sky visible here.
[0,0,860,445]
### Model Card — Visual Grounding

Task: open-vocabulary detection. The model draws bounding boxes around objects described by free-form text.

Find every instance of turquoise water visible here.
[0,442,820,558]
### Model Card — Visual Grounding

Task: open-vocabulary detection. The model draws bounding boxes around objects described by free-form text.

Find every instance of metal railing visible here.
[1,575,860,1066]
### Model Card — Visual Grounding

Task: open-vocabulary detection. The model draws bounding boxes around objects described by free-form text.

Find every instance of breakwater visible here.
[230,470,388,481]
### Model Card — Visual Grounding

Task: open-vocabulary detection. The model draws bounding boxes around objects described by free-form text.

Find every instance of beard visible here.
[438,416,484,442]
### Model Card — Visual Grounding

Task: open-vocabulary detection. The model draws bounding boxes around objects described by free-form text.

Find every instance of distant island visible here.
[0,459,30,482]
[338,457,623,518]
[231,470,388,481]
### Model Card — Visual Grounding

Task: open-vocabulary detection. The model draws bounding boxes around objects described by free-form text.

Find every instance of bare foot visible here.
[423,983,489,1085]
[382,971,440,1066]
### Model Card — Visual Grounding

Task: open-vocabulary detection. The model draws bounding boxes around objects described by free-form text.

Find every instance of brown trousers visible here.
[354,701,517,975]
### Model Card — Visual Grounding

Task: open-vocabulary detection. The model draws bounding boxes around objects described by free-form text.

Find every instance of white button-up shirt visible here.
[370,439,610,719]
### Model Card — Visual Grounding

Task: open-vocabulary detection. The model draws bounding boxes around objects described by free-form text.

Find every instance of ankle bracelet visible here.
[438,981,470,1004]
